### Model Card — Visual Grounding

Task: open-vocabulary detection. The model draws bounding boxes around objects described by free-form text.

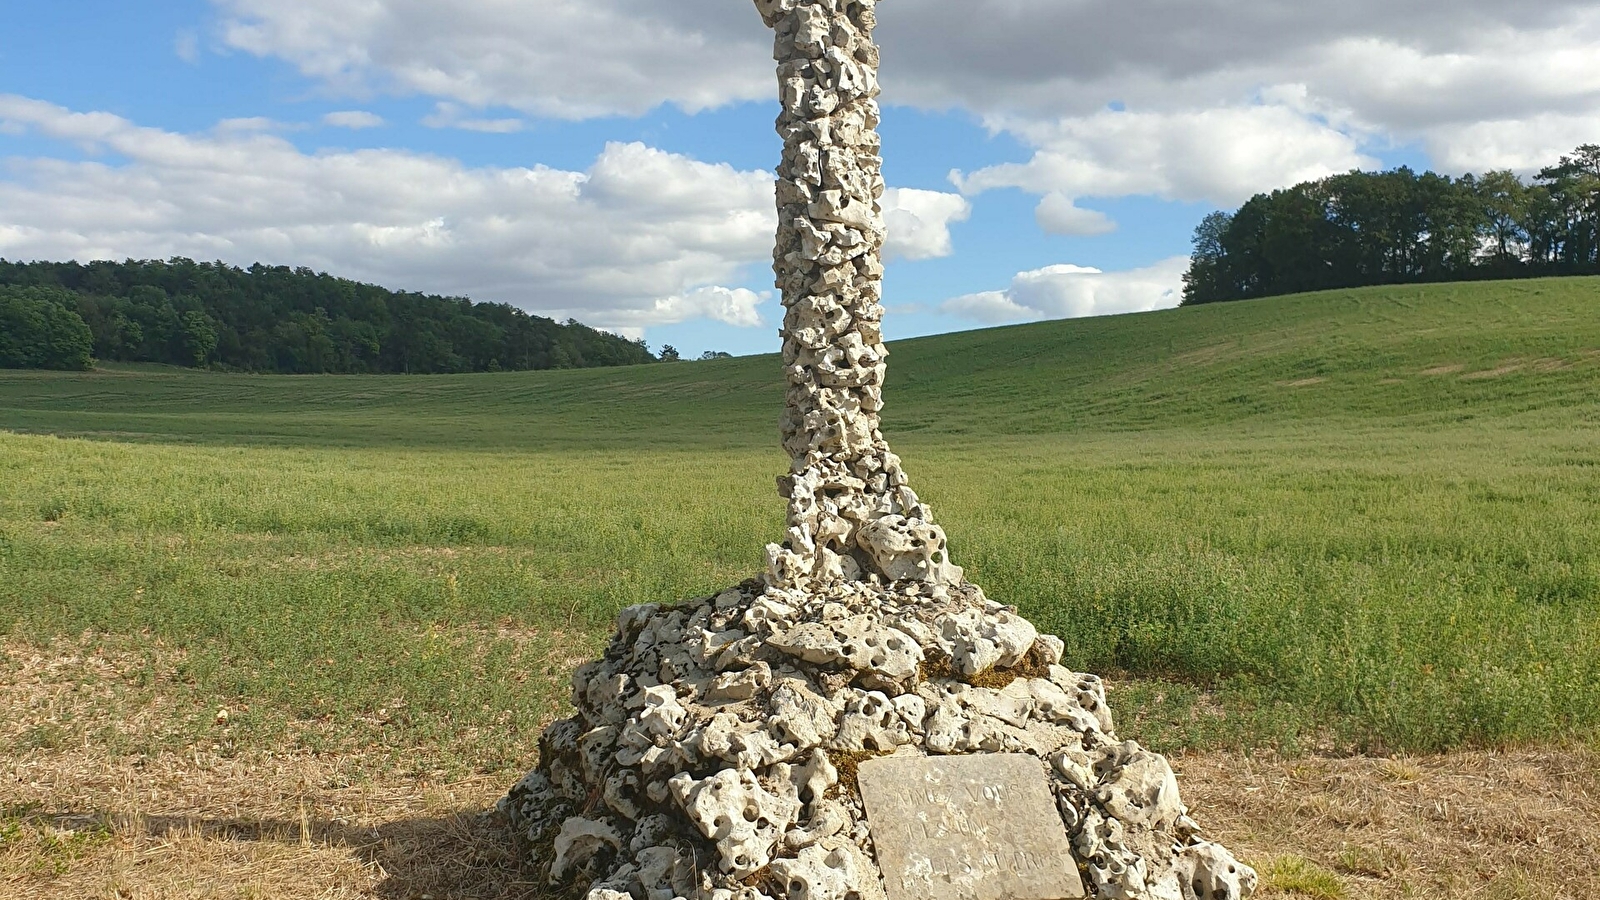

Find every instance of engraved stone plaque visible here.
[857,754,1085,900]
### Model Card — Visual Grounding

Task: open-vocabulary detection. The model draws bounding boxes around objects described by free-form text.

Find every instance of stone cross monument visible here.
[502,3,1259,899]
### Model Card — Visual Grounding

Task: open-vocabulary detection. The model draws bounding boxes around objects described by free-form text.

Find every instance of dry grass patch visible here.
[1177,746,1600,899]
[8,743,1600,899]
[6,640,1600,899]
[1461,360,1528,380]
[1,637,562,899]
[2,748,550,900]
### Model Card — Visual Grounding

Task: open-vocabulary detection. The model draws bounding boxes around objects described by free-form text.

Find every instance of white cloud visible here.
[215,116,285,134]
[205,0,1600,227]
[893,2,1600,192]
[943,257,1189,325]
[213,0,768,120]
[322,110,386,130]
[1425,113,1600,175]
[941,290,1036,326]
[1035,193,1116,237]
[881,188,970,262]
[957,105,1377,210]
[420,102,525,134]
[215,2,1600,143]
[174,29,201,64]
[874,1,1600,120]
[0,94,778,332]
[610,286,768,331]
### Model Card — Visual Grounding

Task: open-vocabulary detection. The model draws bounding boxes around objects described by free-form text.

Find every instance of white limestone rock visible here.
[828,689,912,752]
[856,515,963,584]
[550,816,622,884]
[769,678,841,748]
[707,661,773,703]
[1180,842,1260,900]
[670,768,804,877]
[1096,741,1186,834]
[769,616,923,684]
[769,840,884,900]
[933,607,1039,675]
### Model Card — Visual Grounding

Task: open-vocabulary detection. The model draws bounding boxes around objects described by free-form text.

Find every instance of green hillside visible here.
[2,277,1598,758]
[2,277,1597,449]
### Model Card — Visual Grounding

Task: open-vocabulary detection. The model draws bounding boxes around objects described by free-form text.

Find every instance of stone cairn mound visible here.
[501,3,1259,899]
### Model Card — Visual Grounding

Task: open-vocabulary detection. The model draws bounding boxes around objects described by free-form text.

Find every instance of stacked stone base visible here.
[502,578,1258,900]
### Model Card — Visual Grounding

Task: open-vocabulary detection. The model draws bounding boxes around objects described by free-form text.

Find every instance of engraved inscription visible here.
[857,754,1085,900]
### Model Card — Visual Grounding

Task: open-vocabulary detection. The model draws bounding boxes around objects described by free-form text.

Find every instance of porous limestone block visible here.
[769,677,842,749]
[637,684,689,737]
[769,616,922,683]
[1049,666,1115,734]
[769,839,885,900]
[707,661,773,703]
[550,816,622,884]
[669,768,804,877]
[856,515,963,584]
[1096,741,1185,833]
[1180,842,1259,900]
[934,608,1038,675]
[829,689,912,751]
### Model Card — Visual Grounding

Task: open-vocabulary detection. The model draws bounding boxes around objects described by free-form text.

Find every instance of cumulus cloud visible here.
[956,104,1378,210]
[1426,113,1600,176]
[942,257,1189,325]
[890,2,1600,187]
[207,0,1600,219]
[213,0,769,120]
[322,110,386,129]
[881,188,970,261]
[1035,193,1116,237]
[222,0,1594,124]
[607,286,768,334]
[420,102,525,134]
[875,1,1600,118]
[0,94,778,332]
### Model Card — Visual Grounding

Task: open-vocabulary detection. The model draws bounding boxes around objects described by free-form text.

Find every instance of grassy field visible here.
[3,277,1600,897]
[3,276,1600,755]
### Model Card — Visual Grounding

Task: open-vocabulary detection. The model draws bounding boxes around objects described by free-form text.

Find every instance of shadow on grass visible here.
[16,805,556,900]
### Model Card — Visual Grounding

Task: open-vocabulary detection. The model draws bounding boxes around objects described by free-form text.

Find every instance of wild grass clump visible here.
[1264,856,1347,899]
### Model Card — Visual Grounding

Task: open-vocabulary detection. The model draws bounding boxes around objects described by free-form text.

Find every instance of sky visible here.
[2,1,1598,358]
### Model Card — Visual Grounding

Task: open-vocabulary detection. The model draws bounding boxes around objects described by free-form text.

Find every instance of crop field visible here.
[4,277,1600,898]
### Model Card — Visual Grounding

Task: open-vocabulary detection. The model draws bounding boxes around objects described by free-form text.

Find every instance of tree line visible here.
[0,258,662,373]
[1183,145,1600,305]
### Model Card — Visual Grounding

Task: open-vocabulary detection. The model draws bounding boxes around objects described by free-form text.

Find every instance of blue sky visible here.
[3,0,1596,357]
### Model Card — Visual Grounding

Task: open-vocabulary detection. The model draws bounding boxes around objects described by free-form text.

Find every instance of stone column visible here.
[757,0,963,593]
[501,8,1261,899]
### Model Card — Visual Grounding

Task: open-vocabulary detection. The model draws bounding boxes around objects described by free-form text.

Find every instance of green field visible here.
[3,277,1599,765]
